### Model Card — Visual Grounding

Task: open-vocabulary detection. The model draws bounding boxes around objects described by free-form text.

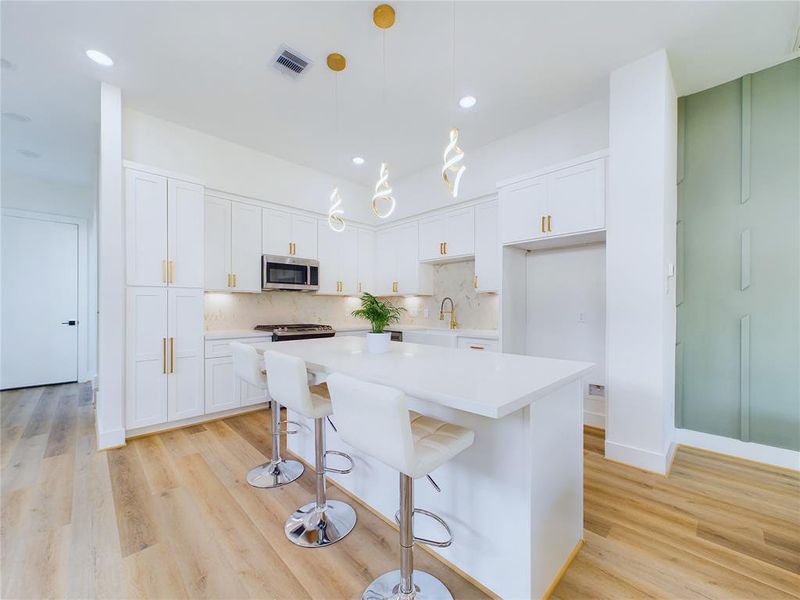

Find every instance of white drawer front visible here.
[204,336,271,358]
[457,337,499,352]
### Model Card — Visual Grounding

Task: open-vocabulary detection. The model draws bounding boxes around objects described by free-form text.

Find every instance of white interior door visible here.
[1,214,79,388]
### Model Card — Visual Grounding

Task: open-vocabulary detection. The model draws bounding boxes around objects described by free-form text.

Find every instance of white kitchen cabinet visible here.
[457,336,499,352]
[126,287,204,430]
[230,202,262,292]
[356,228,375,295]
[419,207,475,261]
[205,196,261,292]
[316,220,358,295]
[403,331,458,348]
[204,337,272,414]
[125,287,169,428]
[167,288,205,421]
[167,179,205,288]
[204,196,231,291]
[262,208,318,259]
[499,157,606,245]
[499,175,549,245]
[126,168,204,288]
[204,357,238,413]
[375,222,433,296]
[547,159,605,236]
[474,201,500,293]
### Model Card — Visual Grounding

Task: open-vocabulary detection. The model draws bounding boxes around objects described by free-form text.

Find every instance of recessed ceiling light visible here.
[86,49,114,66]
[459,95,477,109]
[2,112,31,123]
[352,156,365,166]
[17,149,41,159]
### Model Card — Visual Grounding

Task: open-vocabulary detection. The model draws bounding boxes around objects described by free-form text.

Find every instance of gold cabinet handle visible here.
[358,282,362,293]
[444,241,447,255]
[233,273,237,288]
[162,260,168,283]
[473,274,478,289]
[469,345,485,350]
[547,215,552,232]
[227,273,231,287]
[439,242,443,255]
[169,260,175,283]
[162,338,167,373]
[392,281,398,293]
[170,337,175,373]
[540,216,546,233]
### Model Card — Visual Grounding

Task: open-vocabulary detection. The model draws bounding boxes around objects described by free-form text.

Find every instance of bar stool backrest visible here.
[326,373,416,477]
[264,350,314,415]
[230,342,267,389]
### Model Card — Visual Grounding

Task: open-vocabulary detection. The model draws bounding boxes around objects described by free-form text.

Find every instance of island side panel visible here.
[528,379,584,598]
[286,396,533,600]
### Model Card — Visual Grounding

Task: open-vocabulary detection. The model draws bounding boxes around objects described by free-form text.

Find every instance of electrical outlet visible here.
[578,312,586,323]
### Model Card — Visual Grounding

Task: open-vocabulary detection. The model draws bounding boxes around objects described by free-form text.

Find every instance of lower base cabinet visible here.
[204,336,272,414]
[126,287,205,429]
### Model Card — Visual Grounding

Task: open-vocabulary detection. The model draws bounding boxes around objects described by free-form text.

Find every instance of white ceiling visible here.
[2,1,798,188]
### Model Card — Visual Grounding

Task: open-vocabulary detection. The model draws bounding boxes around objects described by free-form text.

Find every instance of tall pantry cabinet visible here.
[124,166,206,430]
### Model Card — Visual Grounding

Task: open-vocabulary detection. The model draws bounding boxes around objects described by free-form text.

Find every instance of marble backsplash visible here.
[204,259,498,331]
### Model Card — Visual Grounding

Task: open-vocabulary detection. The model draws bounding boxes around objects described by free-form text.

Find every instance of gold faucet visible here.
[439,297,458,330]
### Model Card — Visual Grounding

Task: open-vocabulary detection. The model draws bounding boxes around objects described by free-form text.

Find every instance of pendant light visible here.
[442,1,466,198]
[371,4,397,219]
[327,52,347,232]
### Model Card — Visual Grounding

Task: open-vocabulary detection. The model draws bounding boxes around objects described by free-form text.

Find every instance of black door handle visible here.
[61,320,77,326]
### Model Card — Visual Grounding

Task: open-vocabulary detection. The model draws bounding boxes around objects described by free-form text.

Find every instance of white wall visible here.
[390,100,609,220]
[605,50,677,474]
[122,109,374,224]
[526,243,606,395]
[96,82,125,450]
[1,171,94,218]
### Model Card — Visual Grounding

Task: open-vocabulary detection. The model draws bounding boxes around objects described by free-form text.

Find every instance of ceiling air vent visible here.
[272,45,311,78]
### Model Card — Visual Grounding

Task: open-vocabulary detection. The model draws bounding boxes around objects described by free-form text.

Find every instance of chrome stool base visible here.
[246,458,304,489]
[362,570,453,600]
[284,500,356,548]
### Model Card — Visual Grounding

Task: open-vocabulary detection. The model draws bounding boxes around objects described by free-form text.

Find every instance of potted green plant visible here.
[351,292,405,353]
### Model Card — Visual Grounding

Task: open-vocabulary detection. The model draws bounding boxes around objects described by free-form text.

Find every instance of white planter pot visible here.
[365,332,391,354]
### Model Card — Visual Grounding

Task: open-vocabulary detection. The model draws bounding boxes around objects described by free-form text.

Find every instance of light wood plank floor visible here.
[2,383,798,599]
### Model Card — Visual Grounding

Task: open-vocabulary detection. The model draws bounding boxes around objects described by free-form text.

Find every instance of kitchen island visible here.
[269,337,592,599]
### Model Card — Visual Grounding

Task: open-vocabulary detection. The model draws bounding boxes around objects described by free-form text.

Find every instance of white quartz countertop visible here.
[333,324,499,340]
[261,336,592,419]
[205,329,272,340]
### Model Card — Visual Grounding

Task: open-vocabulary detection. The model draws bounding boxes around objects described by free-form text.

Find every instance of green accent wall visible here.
[677,58,800,451]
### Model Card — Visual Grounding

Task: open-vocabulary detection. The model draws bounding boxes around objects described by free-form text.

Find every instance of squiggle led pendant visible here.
[328,187,346,232]
[442,127,466,198]
[371,162,396,219]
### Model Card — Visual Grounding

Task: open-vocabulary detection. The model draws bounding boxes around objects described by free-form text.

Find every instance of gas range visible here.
[254,323,336,342]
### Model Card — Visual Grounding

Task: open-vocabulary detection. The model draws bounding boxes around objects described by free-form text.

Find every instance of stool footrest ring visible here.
[393,508,453,548]
[272,419,305,436]
[324,450,354,474]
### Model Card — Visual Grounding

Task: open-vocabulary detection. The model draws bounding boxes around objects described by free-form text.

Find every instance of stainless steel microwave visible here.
[261,255,319,292]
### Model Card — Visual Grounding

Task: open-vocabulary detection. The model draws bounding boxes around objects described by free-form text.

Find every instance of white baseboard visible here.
[675,428,800,471]
[96,427,125,450]
[605,439,671,474]
[583,411,605,429]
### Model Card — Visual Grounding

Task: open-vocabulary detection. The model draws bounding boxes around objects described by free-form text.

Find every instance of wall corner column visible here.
[96,82,126,449]
[605,49,677,474]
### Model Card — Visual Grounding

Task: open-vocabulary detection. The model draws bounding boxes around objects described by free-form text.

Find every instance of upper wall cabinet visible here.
[419,207,475,261]
[205,196,262,292]
[474,201,500,293]
[499,157,606,246]
[126,168,204,288]
[262,208,317,259]
[375,222,433,296]
[316,220,358,296]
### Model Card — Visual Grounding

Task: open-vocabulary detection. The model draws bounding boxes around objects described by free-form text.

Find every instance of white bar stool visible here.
[327,373,475,600]
[265,350,357,548]
[230,342,304,488]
